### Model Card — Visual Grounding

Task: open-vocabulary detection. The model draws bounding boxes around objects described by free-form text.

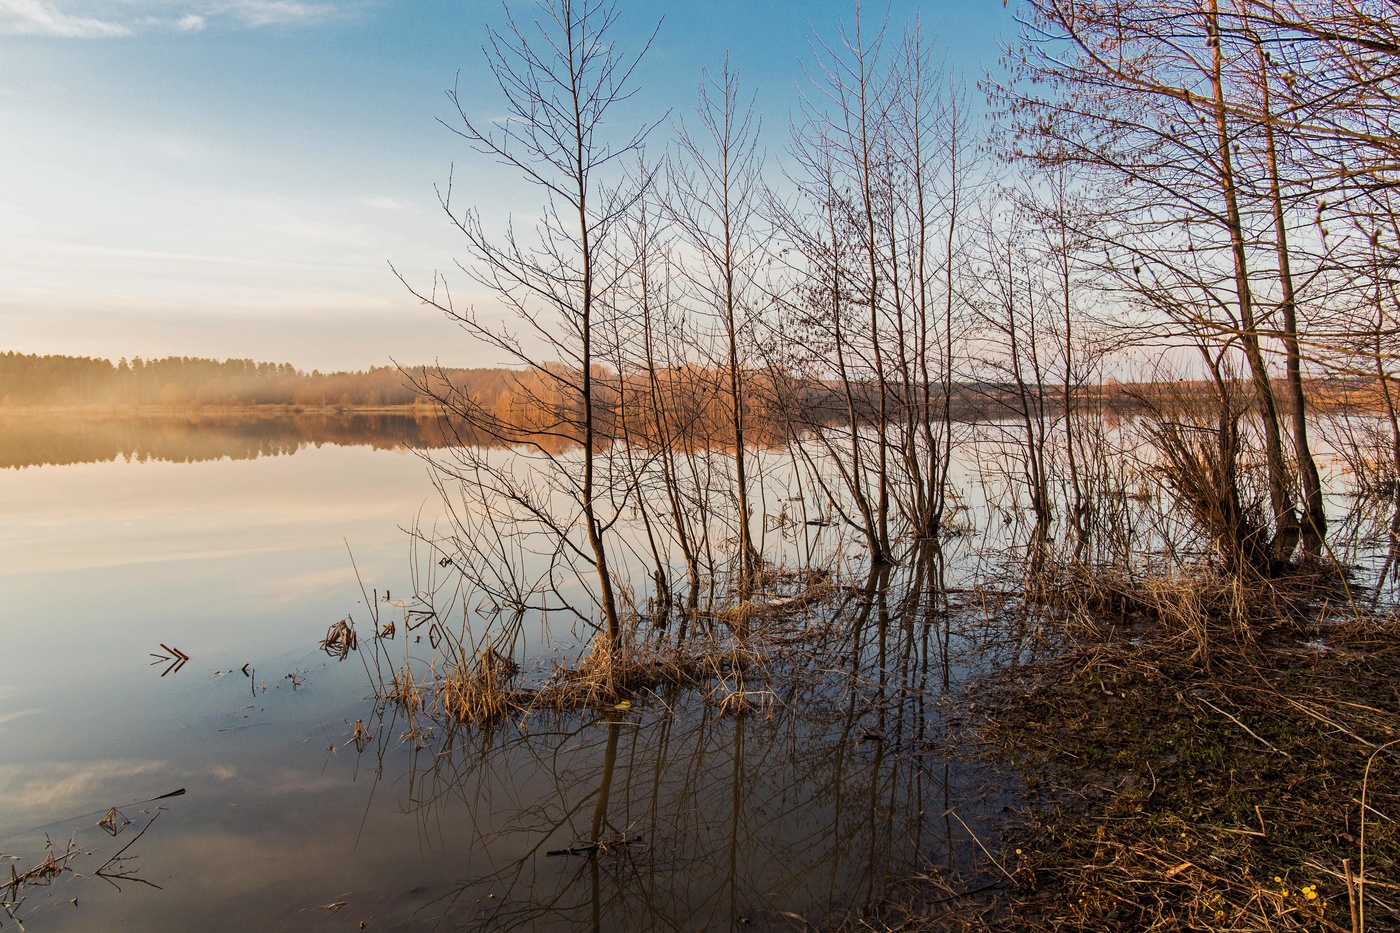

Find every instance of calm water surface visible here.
[0,415,1017,932]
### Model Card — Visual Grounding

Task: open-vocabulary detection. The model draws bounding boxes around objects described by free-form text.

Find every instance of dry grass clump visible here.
[533,633,713,709]
[943,593,1400,933]
[717,599,760,635]
[440,647,525,725]
[2,840,80,924]
[383,664,426,711]
[373,566,840,729]
[718,569,840,637]
[1033,560,1351,668]
[380,628,765,729]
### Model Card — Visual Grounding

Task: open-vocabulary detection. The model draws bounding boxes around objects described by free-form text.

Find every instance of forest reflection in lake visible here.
[0,407,789,470]
[0,410,454,469]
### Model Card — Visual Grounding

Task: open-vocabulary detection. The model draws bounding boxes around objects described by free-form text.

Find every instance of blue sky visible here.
[1,0,1015,369]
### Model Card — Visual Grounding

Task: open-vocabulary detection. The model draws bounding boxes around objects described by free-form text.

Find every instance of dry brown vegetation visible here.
[364,566,845,734]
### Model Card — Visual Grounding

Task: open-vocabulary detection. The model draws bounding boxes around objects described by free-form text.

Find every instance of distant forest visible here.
[0,352,426,408]
[0,351,1377,435]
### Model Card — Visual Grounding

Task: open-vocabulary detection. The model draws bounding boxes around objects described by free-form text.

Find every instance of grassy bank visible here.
[926,578,1400,932]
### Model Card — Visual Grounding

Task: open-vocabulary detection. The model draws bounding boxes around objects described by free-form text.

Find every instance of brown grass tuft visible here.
[441,647,524,726]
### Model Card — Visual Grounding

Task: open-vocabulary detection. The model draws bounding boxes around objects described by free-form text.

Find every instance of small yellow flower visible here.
[1016,849,1023,855]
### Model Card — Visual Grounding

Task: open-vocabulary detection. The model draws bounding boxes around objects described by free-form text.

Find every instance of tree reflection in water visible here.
[0,411,485,469]
[356,558,1029,931]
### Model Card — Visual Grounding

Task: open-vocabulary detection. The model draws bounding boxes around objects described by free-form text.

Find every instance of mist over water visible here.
[0,411,450,469]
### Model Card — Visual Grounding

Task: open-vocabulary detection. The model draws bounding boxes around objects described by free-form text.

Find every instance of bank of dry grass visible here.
[910,572,1400,933]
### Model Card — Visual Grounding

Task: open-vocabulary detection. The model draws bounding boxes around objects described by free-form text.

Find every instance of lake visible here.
[0,413,1023,931]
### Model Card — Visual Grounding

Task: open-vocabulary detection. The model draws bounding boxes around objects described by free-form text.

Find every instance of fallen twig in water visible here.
[546,834,643,857]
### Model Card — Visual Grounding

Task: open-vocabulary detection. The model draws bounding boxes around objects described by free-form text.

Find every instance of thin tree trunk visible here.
[1253,33,1326,555]
[572,27,623,649]
[1208,0,1297,566]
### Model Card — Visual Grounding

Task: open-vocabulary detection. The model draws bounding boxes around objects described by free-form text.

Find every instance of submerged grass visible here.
[2,839,80,925]
[373,568,842,730]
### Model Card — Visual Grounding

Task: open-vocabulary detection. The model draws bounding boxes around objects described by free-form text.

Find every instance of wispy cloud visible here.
[0,1,131,37]
[357,195,408,212]
[222,0,338,28]
[0,759,167,823]
[0,0,347,38]
[0,708,40,730]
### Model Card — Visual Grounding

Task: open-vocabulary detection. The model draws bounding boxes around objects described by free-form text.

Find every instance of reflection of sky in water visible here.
[0,441,483,929]
[0,430,1017,932]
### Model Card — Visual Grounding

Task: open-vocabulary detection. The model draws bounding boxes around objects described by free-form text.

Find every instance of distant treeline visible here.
[0,351,1373,435]
[0,352,424,408]
[0,351,1052,442]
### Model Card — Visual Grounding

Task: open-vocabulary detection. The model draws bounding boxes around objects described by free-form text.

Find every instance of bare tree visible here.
[884,34,975,547]
[667,57,768,593]
[993,0,1326,572]
[776,12,973,565]
[396,0,660,658]
[800,2,897,563]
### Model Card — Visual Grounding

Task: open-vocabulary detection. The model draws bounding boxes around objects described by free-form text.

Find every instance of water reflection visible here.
[0,410,785,470]
[355,564,1025,931]
[0,411,455,469]
[1,786,184,928]
[0,428,1041,932]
